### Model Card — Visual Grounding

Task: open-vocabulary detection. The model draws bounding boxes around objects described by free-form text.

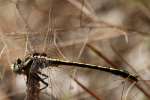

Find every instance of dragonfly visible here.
[10,52,138,100]
[11,52,138,89]
[0,0,148,100]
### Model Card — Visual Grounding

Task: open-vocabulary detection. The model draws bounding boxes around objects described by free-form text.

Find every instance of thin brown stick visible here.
[87,43,150,99]
[110,43,150,96]
[66,0,150,37]
[87,44,119,69]
[25,73,40,100]
[73,77,102,100]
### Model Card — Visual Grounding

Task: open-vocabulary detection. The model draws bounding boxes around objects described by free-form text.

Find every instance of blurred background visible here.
[0,0,150,100]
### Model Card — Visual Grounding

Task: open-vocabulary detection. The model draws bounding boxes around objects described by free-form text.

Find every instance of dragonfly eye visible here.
[33,52,40,57]
[17,58,22,64]
[10,58,23,74]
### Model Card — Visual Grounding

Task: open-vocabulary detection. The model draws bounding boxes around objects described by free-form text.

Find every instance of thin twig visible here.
[110,43,150,96]
[25,73,40,100]
[86,44,119,68]
[66,0,150,37]
[72,77,102,100]
[87,43,150,99]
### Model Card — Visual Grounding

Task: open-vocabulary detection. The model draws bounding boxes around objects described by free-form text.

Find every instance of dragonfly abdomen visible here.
[23,53,138,82]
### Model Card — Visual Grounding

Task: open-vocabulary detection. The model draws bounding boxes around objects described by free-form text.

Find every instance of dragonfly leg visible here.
[37,71,48,80]
[33,73,48,91]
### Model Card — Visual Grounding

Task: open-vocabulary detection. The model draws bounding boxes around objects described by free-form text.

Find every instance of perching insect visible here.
[11,52,138,92]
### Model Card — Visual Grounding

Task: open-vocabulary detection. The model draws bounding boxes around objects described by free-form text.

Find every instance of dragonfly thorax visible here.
[11,53,49,75]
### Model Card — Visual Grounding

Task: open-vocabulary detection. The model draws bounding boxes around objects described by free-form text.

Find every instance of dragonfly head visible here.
[11,58,24,74]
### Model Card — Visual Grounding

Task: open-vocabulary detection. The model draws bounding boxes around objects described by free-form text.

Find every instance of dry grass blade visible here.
[5,31,126,48]
[66,0,150,37]
[66,0,98,22]
[72,77,102,100]
[110,43,150,96]
[87,43,150,99]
